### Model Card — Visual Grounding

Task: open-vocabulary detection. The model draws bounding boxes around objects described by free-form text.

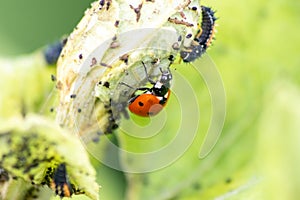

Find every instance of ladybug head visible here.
[159,68,172,88]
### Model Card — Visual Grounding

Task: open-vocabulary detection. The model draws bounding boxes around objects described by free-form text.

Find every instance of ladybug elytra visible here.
[125,62,172,117]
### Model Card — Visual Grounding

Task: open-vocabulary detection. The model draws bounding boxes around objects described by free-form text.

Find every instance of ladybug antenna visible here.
[142,61,155,84]
[159,67,164,73]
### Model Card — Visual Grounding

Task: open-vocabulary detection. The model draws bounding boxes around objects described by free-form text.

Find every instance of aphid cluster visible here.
[0,168,9,182]
[54,0,218,142]
[0,133,54,185]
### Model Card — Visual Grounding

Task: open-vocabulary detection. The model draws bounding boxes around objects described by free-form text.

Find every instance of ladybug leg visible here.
[120,82,150,92]
[141,61,156,84]
[128,95,140,104]
[120,82,151,99]
[159,97,168,105]
[135,87,151,91]
[119,82,134,89]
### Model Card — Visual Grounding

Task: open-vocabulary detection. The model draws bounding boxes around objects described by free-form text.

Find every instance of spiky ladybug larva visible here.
[0,115,99,200]
[56,0,202,142]
[180,5,217,62]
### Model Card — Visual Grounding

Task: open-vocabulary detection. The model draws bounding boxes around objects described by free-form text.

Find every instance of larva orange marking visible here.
[180,6,217,62]
[51,163,73,198]
[197,6,217,49]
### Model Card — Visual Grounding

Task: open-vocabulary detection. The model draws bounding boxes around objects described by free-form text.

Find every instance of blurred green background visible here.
[0,0,94,56]
[1,0,300,199]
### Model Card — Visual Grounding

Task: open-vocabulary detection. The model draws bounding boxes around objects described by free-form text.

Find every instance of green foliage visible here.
[0,0,300,199]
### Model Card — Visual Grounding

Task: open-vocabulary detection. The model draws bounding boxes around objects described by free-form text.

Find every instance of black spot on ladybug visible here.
[138,101,144,107]
[70,94,77,99]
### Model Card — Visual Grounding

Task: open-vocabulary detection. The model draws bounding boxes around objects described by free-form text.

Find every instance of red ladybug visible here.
[127,62,172,117]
